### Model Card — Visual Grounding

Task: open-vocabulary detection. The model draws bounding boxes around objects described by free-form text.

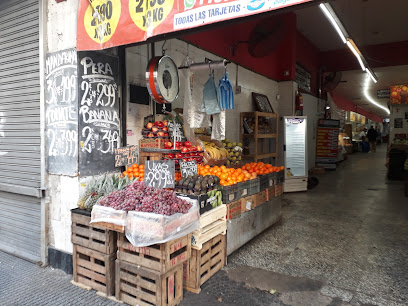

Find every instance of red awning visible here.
[76,0,312,51]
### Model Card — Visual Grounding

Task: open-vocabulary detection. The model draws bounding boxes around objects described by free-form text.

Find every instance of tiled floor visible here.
[224,145,408,305]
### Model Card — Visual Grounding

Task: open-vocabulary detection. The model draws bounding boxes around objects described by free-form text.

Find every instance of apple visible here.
[157,131,165,137]
[167,154,175,159]
[155,121,164,128]
[152,127,159,133]
[147,132,155,138]
[182,158,188,162]
[166,141,173,147]
[184,153,191,157]
[194,157,201,162]
[197,145,202,151]
[174,159,179,165]
[176,146,181,151]
[146,122,153,129]
[188,158,194,161]
[199,152,204,157]
[191,146,197,152]
[163,120,168,126]
[181,147,188,153]
[184,141,191,147]
[162,127,168,132]
[176,153,183,159]
[164,132,169,137]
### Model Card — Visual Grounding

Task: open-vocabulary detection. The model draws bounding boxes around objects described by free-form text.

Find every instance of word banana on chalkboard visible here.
[145,160,175,189]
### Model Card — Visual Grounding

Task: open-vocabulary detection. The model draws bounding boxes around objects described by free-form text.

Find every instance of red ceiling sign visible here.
[390,85,408,104]
[77,0,312,51]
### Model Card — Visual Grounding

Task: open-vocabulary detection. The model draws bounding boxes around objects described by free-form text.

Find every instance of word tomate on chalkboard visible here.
[180,161,198,178]
[45,48,78,175]
[145,160,175,189]
[115,146,138,167]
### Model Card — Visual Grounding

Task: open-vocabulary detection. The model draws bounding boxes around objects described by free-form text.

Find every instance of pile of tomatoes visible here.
[197,162,284,186]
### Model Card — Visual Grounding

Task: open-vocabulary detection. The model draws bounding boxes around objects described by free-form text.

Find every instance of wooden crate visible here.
[90,221,125,233]
[191,205,226,250]
[183,234,226,294]
[117,233,191,274]
[71,211,117,254]
[139,151,164,164]
[73,245,115,296]
[116,260,183,306]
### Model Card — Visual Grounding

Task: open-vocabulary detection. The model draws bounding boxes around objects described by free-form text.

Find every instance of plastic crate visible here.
[221,184,240,204]
[266,173,277,188]
[277,170,285,184]
[248,177,260,195]
[259,175,269,191]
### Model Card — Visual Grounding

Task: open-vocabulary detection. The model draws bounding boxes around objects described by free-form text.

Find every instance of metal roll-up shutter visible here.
[0,0,42,262]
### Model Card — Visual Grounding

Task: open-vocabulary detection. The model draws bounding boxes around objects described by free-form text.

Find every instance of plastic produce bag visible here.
[202,74,221,115]
[211,110,226,141]
[125,197,200,247]
[90,204,127,226]
[183,68,211,128]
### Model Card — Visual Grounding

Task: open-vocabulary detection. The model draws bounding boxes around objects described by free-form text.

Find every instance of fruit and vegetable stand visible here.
[70,114,284,305]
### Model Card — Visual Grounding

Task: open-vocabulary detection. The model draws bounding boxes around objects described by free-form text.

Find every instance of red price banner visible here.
[77,0,312,50]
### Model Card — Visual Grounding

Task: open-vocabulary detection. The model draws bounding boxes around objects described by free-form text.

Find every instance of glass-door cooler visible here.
[284,116,308,192]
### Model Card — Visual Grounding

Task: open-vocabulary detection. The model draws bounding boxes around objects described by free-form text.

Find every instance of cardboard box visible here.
[265,186,274,202]
[254,190,266,207]
[240,195,256,212]
[226,200,241,220]
[139,138,169,149]
[311,166,325,175]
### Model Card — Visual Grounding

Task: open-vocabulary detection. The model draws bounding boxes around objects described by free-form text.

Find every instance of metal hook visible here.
[162,40,167,55]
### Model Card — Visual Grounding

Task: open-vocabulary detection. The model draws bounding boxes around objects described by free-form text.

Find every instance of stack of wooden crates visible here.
[115,233,192,306]
[71,209,117,296]
[183,205,227,293]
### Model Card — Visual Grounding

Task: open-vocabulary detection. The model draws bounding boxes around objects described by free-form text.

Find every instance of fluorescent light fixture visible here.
[346,39,366,71]
[364,78,389,114]
[319,3,347,44]
[366,68,378,83]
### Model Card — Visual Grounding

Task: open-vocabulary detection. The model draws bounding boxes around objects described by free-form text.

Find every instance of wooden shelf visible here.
[242,133,277,139]
[240,111,279,164]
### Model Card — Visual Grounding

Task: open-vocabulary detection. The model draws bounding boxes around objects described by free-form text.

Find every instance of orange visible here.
[122,171,128,176]
[132,164,139,169]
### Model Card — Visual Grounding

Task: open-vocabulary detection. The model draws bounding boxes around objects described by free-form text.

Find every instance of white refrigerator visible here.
[283,116,308,192]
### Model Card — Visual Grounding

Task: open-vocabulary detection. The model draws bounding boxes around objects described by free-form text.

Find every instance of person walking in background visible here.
[376,128,382,145]
[367,126,378,152]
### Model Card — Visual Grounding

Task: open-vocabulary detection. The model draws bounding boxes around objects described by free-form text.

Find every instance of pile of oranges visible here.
[123,164,145,181]
[197,162,284,186]
[242,162,284,175]
[197,165,256,186]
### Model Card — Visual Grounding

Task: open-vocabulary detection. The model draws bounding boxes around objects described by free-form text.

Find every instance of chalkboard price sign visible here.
[145,160,175,189]
[252,92,274,113]
[115,146,138,167]
[180,161,198,178]
[45,48,78,175]
[78,51,120,176]
[168,120,186,142]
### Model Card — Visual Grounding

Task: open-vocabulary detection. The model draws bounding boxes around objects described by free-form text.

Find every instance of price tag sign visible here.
[180,160,198,178]
[114,145,138,167]
[145,160,175,189]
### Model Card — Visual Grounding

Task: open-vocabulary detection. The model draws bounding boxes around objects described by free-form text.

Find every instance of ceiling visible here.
[294,0,408,118]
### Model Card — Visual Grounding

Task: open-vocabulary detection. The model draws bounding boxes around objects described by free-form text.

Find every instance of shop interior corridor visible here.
[182,144,408,306]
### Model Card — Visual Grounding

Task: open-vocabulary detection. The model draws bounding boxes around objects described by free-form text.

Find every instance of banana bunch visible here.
[204,142,229,160]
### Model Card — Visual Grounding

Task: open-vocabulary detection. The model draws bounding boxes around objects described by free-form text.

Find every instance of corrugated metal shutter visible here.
[0,0,42,262]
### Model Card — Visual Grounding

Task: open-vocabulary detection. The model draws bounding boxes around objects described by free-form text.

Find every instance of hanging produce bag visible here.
[183,68,211,128]
[202,74,221,115]
[218,73,234,110]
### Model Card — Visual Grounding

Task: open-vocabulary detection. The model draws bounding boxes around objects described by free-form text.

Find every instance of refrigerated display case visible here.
[283,116,308,192]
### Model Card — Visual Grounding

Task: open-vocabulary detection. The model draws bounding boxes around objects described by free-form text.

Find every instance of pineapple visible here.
[84,175,106,211]
[78,179,98,209]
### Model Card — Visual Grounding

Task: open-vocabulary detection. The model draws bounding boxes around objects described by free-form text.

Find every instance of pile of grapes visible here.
[99,181,191,215]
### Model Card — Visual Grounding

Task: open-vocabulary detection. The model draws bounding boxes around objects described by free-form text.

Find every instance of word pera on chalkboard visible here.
[180,161,198,178]
[115,146,138,167]
[145,160,175,189]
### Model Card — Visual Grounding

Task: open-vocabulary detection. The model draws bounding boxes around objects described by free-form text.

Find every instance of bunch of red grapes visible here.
[100,181,191,215]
